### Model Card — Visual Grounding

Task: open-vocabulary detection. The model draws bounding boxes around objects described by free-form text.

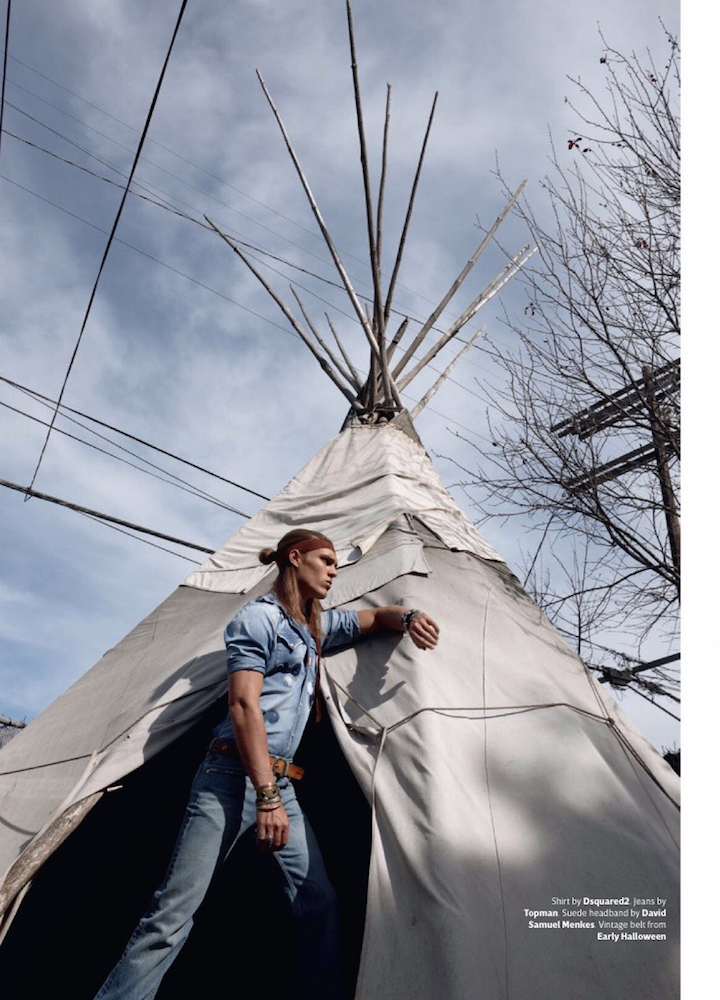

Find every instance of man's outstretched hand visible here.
[407,612,439,650]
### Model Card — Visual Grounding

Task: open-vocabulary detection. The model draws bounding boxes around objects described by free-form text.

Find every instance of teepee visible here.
[0,5,679,997]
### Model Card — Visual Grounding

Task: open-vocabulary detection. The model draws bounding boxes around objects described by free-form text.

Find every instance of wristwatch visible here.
[402,608,420,633]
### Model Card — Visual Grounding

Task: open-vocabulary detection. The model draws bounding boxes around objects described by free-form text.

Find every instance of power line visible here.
[626,683,680,722]
[6,59,338,255]
[4,107,493,394]
[1,172,305,343]
[4,110,494,449]
[77,509,200,564]
[4,110,450,343]
[0,395,253,517]
[0,373,272,501]
[4,66,500,350]
[5,124,395,357]
[1,476,214,555]
[0,380,482,564]
[26,0,189,495]
[5,90,359,294]
[3,107,196,216]
[7,54,439,309]
[2,173,489,444]
[3,57,513,423]
[3,118,374,320]
[0,0,10,168]
[2,150,397,385]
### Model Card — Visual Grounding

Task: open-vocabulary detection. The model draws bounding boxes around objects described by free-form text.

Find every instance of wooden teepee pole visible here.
[383,91,438,327]
[391,180,527,380]
[409,325,486,419]
[326,313,363,388]
[345,0,396,410]
[346,1,383,338]
[290,287,361,391]
[205,216,363,411]
[255,70,384,371]
[397,245,536,392]
[385,316,410,364]
[376,84,392,275]
[450,245,533,336]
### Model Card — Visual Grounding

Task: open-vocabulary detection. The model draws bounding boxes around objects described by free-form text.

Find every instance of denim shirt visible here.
[213,593,360,759]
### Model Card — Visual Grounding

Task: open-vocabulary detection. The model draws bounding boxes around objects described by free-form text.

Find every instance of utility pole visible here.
[551,358,680,582]
[0,715,26,729]
[643,365,681,583]
[596,652,680,692]
[551,361,681,720]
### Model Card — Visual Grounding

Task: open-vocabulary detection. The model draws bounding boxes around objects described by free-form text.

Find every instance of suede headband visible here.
[277,536,335,564]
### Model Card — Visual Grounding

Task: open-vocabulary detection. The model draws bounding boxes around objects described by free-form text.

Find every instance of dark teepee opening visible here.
[0,700,371,999]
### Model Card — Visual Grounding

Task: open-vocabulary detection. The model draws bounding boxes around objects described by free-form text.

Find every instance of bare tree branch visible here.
[461,29,680,688]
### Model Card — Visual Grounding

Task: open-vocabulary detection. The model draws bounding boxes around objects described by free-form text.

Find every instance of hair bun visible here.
[258,547,277,565]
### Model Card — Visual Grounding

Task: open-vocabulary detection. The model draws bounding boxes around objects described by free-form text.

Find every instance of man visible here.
[95,528,439,1000]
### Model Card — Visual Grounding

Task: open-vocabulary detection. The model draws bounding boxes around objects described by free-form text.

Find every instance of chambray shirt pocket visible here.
[272,623,307,678]
[262,619,315,756]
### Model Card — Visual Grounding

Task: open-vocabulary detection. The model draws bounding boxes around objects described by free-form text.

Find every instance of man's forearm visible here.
[358,605,405,633]
[228,691,290,852]
[229,702,275,789]
[358,605,440,649]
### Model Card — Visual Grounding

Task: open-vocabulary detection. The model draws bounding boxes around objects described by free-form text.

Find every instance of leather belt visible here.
[208,738,305,781]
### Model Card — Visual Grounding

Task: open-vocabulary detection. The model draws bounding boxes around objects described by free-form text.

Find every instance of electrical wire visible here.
[0,373,271,501]
[4,94,496,476]
[77,510,201,564]
[3,108,193,215]
[626,684,680,722]
[4,82,493,373]
[4,127,490,415]
[7,70,345,259]
[2,51,523,446]
[6,55,440,308]
[0,0,11,168]
[0,396,253,517]
[5,90,367,295]
[1,475,214,554]
[3,103,495,418]
[0,172,304,339]
[26,0,189,494]
[3,110,473,352]
[1,174,488,449]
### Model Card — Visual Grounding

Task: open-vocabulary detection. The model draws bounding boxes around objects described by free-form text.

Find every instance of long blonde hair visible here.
[258,528,330,645]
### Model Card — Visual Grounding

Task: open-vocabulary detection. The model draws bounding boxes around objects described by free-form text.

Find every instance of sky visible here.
[0,0,682,755]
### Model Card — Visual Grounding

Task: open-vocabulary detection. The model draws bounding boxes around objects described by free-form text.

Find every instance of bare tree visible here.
[461,29,680,706]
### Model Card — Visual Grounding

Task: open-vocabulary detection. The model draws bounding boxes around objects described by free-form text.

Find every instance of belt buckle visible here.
[271,756,289,778]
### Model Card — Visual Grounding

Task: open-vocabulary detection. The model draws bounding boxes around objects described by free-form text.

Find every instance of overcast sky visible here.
[0,0,681,751]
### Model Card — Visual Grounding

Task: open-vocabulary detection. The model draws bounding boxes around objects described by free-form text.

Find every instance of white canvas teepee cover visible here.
[0,422,679,998]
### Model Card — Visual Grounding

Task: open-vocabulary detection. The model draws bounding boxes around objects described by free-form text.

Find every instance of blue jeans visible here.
[94,753,340,1000]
